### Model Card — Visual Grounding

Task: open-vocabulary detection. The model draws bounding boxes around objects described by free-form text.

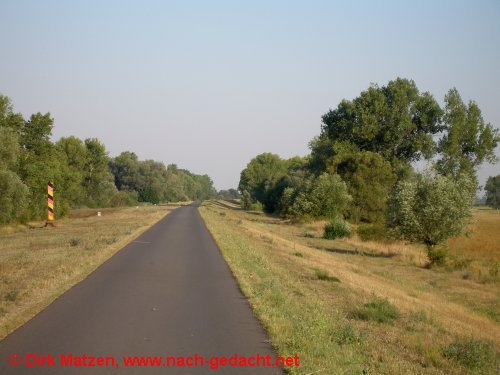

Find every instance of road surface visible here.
[0,203,283,374]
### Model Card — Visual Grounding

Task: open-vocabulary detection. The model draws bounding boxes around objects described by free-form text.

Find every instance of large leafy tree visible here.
[238,152,288,210]
[436,89,499,178]
[330,145,396,223]
[83,138,116,206]
[56,136,88,207]
[311,78,443,175]
[109,151,143,192]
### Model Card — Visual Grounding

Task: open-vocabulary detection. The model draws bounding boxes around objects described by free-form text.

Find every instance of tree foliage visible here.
[278,172,351,220]
[238,153,289,211]
[484,175,500,209]
[387,172,476,263]
[311,78,443,173]
[0,170,29,224]
[0,92,217,224]
[329,144,396,223]
[437,89,499,177]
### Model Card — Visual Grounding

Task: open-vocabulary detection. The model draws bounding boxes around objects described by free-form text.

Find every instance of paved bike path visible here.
[0,204,282,374]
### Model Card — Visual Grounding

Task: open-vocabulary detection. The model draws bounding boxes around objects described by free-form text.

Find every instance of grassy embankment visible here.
[0,205,180,340]
[200,201,499,374]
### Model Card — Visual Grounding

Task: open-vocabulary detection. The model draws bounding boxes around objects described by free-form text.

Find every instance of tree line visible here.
[0,94,217,224]
[238,78,499,264]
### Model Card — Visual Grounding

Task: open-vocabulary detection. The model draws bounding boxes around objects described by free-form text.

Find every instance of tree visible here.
[238,153,288,211]
[311,78,443,174]
[485,175,500,209]
[279,172,352,220]
[109,151,142,192]
[437,88,499,178]
[56,137,88,207]
[0,170,29,224]
[0,127,20,171]
[387,172,476,265]
[0,94,24,133]
[329,145,396,223]
[83,138,116,207]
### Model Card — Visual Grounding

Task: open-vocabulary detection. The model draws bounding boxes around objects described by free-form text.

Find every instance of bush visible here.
[427,245,448,266]
[443,338,496,371]
[248,201,263,212]
[324,216,351,239]
[354,297,399,324]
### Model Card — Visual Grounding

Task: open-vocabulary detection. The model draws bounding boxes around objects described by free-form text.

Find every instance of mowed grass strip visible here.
[200,205,369,374]
[200,202,499,374]
[0,205,174,340]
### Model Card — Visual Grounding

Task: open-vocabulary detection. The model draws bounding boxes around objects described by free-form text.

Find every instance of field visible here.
[0,205,177,340]
[200,201,499,374]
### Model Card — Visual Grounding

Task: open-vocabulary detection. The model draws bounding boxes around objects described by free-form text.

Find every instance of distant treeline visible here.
[0,94,217,224]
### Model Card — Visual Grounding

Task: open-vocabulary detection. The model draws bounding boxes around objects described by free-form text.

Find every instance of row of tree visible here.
[238,78,499,263]
[0,94,217,224]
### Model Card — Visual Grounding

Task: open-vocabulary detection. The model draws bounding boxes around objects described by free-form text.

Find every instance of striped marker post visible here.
[47,181,55,222]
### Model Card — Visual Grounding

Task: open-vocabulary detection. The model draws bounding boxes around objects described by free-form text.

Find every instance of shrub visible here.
[249,201,263,212]
[354,297,398,323]
[427,245,448,266]
[324,216,351,239]
[443,338,496,371]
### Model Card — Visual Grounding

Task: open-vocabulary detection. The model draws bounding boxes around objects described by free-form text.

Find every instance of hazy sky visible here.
[1,0,499,189]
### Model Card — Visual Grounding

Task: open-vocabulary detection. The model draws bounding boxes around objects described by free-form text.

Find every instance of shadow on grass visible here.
[323,246,397,258]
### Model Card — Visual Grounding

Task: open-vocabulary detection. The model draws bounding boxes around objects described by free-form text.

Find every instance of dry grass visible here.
[447,208,500,282]
[0,205,174,340]
[200,201,499,374]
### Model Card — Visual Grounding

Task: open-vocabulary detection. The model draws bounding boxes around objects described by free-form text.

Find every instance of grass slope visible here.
[200,202,499,374]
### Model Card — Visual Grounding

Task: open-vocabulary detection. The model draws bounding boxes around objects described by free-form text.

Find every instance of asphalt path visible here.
[0,203,283,374]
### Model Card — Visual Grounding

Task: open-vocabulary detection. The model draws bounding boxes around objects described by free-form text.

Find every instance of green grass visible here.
[443,338,497,372]
[200,201,500,374]
[353,297,399,324]
[314,268,341,282]
[200,206,368,374]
